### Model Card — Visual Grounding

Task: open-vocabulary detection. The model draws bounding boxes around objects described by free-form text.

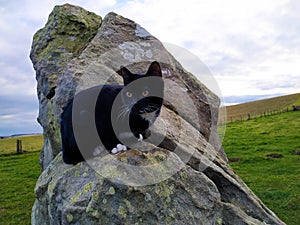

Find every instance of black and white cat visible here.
[61,61,164,165]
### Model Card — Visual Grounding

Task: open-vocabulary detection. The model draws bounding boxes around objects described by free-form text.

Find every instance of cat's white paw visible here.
[138,133,143,142]
[117,144,124,151]
[111,144,127,154]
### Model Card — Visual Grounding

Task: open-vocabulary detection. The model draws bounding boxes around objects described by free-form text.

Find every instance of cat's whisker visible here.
[139,106,159,115]
[147,104,159,110]
[117,104,131,120]
[148,103,159,107]
[118,109,128,119]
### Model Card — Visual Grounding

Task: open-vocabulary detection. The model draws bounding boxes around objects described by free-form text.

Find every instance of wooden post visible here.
[16,140,23,154]
[247,114,251,120]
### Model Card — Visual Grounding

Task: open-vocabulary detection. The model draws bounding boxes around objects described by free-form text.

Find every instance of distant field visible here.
[222,110,300,225]
[0,134,43,156]
[224,93,300,122]
[0,135,43,225]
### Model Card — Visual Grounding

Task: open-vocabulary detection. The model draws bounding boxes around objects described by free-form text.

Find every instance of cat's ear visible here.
[117,66,133,85]
[146,61,162,77]
[117,66,132,79]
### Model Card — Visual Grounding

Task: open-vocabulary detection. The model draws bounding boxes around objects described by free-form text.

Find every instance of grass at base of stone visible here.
[222,111,300,225]
[1,111,299,224]
[0,152,41,225]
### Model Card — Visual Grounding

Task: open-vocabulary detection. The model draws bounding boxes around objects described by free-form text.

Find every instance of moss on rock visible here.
[31,4,102,65]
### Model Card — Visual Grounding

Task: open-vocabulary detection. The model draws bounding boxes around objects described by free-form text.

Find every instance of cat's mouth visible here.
[137,102,161,122]
[138,107,158,114]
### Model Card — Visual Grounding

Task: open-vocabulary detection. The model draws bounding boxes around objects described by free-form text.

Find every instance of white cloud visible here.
[113,0,299,102]
[0,0,300,134]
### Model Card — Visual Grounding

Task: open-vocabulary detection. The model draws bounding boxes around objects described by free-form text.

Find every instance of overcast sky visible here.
[0,0,299,136]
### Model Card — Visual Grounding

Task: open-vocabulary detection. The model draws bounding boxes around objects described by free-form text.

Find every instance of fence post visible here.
[247,114,251,120]
[16,140,23,154]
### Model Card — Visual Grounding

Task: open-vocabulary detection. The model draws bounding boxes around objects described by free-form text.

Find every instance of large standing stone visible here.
[30,4,286,225]
[30,4,102,169]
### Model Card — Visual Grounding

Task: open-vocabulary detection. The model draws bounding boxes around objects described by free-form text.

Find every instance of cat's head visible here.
[117,61,164,119]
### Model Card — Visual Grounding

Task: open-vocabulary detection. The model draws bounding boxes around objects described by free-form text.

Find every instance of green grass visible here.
[0,135,42,225]
[222,111,300,225]
[0,135,43,155]
[0,111,299,225]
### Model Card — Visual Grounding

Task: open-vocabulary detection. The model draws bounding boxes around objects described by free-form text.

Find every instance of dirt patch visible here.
[266,153,283,158]
[228,158,242,162]
[291,150,300,155]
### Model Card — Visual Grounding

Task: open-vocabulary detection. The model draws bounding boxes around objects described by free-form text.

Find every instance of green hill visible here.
[223,110,300,225]
[224,93,300,122]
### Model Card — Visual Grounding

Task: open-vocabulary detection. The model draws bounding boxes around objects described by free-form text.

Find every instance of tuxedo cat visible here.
[61,61,164,165]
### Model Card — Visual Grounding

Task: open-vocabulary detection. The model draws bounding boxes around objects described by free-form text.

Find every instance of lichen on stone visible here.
[180,171,188,180]
[216,218,223,224]
[31,4,102,63]
[84,166,90,172]
[123,199,132,212]
[118,41,153,63]
[86,204,100,219]
[70,190,83,205]
[66,213,73,223]
[84,182,94,193]
[91,191,99,201]
[118,205,127,219]
[83,172,89,177]
[108,186,116,195]
[154,181,175,208]
[74,170,81,177]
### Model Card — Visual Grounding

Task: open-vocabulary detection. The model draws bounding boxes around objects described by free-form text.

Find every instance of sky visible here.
[0,0,299,136]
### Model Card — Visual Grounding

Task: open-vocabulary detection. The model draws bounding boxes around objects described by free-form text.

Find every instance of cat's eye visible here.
[126,92,133,98]
[142,90,149,97]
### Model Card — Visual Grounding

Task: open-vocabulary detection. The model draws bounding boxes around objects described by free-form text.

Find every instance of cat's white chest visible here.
[140,111,156,122]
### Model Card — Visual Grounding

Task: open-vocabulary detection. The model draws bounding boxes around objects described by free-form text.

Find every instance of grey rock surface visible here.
[30,4,286,225]
[30,4,102,169]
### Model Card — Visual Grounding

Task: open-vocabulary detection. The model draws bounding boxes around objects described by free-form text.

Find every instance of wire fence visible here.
[220,106,299,124]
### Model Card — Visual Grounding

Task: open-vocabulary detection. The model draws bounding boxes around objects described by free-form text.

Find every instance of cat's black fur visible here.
[61,61,164,164]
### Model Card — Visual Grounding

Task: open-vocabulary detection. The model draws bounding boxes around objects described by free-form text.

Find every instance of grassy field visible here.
[0,135,43,225]
[0,135,43,155]
[222,110,300,225]
[0,110,299,224]
[225,92,300,122]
